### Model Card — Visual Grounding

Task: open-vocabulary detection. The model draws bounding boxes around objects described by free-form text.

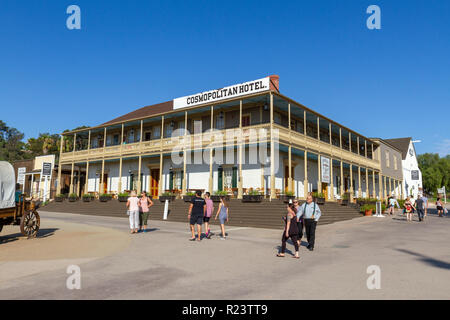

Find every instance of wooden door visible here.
[103,174,108,193]
[322,182,328,200]
[150,169,159,198]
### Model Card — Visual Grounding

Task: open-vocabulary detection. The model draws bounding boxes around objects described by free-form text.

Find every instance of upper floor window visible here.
[394,155,398,170]
[385,151,390,167]
[216,115,225,130]
[153,126,161,139]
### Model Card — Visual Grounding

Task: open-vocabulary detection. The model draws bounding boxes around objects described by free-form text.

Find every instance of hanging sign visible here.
[321,156,330,184]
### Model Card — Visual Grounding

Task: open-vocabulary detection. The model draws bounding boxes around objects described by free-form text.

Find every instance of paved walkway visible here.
[0,206,449,299]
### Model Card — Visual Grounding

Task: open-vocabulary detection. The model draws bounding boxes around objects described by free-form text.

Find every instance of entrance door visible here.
[150,169,160,198]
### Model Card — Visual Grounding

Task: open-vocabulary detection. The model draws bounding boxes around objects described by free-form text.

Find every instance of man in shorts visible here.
[188,190,206,241]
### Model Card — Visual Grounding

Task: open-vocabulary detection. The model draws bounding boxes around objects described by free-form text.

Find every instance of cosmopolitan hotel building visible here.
[57,76,405,201]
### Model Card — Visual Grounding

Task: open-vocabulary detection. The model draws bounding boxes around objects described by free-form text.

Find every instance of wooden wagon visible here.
[0,161,40,238]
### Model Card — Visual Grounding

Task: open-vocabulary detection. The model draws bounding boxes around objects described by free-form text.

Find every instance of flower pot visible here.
[118,196,128,202]
[341,199,349,206]
[183,195,195,202]
[159,196,176,203]
[364,209,373,216]
[211,195,230,202]
[242,195,263,203]
[281,195,296,203]
[314,197,325,205]
[99,196,111,202]
[82,197,92,202]
[55,197,64,202]
[68,197,78,202]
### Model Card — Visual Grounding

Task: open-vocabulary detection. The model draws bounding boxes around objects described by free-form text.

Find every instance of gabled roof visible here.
[102,100,173,126]
[384,137,412,159]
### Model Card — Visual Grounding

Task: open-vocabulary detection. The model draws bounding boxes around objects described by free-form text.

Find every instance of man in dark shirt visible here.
[416,195,425,222]
[188,190,206,241]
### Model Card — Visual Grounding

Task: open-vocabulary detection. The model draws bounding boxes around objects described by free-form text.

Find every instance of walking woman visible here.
[214,196,229,239]
[277,203,300,259]
[404,196,416,222]
[127,191,140,234]
[139,191,154,232]
[436,197,444,217]
[293,199,303,248]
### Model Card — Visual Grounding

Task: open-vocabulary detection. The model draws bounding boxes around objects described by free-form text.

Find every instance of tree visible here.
[0,120,28,161]
[418,153,450,196]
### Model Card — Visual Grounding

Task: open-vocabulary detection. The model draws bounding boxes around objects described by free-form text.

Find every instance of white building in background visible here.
[385,138,422,199]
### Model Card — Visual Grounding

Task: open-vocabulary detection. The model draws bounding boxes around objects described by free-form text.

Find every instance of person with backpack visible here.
[277,202,300,259]
[139,191,154,232]
[297,193,321,251]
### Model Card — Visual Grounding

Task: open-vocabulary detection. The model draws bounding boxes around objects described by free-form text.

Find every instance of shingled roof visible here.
[102,100,173,126]
[384,137,412,159]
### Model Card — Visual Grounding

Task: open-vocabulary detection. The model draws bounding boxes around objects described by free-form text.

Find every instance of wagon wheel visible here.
[20,209,40,238]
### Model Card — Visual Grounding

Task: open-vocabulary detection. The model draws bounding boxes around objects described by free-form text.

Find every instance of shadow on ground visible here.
[395,248,450,270]
[0,228,58,244]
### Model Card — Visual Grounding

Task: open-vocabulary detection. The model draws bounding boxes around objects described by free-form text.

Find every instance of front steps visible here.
[41,199,363,229]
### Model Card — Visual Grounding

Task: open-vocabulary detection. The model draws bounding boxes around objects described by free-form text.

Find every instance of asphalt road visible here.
[0,206,449,299]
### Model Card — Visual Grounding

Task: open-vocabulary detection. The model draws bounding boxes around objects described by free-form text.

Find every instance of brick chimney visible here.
[269,75,280,93]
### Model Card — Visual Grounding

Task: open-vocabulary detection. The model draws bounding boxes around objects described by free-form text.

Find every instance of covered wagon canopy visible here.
[0,161,16,209]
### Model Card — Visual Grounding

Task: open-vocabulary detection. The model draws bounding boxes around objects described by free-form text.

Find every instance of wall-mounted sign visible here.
[42,162,52,176]
[411,170,419,180]
[17,167,26,185]
[321,156,330,184]
[173,77,270,110]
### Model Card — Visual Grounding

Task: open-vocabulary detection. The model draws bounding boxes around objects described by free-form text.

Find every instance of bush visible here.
[100,193,112,198]
[162,192,175,196]
[82,194,93,198]
[185,192,196,196]
[285,191,294,196]
[118,192,129,197]
[69,193,77,198]
[247,190,261,196]
[213,190,228,196]
[312,192,324,198]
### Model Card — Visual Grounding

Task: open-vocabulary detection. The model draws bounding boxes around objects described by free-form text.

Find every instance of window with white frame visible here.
[223,167,233,189]
[385,151,390,167]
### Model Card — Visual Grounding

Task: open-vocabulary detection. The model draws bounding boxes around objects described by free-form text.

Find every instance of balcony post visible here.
[365,167,369,197]
[118,123,124,193]
[339,127,342,149]
[340,160,344,196]
[69,162,74,194]
[56,134,64,195]
[349,132,352,152]
[159,116,164,197]
[182,111,187,195]
[383,175,387,199]
[357,166,362,198]
[378,172,382,200]
[84,161,89,195]
[349,163,354,201]
[304,150,308,199]
[209,106,214,193]
[137,155,142,194]
[329,123,332,145]
[357,136,360,156]
[270,93,275,200]
[288,103,292,193]
[69,133,76,194]
[316,117,320,140]
[100,159,105,194]
[389,177,392,197]
[365,140,368,158]
[303,110,307,135]
[238,100,243,199]
[317,154,321,195]
[330,158,334,200]
[372,170,376,198]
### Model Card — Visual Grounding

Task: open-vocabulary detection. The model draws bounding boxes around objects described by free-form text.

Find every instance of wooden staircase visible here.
[41,199,363,229]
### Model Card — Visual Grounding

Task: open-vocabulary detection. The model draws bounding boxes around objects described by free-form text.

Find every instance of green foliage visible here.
[69,193,77,198]
[118,192,129,197]
[312,192,324,198]
[162,192,175,196]
[0,120,29,161]
[82,194,93,198]
[418,153,450,196]
[100,193,112,198]
[214,190,228,196]
[247,190,261,196]
[185,192,196,196]
[285,191,294,196]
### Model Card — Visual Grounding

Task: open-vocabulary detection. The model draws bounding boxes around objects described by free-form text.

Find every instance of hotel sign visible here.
[321,156,330,184]
[173,77,270,110]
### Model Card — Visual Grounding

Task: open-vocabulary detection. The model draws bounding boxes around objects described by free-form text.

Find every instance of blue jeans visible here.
[417,209,424,220]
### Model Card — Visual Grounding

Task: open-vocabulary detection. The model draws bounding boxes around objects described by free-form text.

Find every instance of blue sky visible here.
[0,0,449,156]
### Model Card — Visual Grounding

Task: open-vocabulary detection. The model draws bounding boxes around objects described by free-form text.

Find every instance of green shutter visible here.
[181,170,184,190]
[218,167,223,191]
[169,171,173,190]
[130,174,134,190]
[232,167,237,188]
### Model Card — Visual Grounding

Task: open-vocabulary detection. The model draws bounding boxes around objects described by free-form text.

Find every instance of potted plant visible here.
[68,193,78,202]
[159,192,176,202]
[55,194,64,202]
[360,204,374,216]
[341,193,349,205]
[82,194,93,202]
[312,192,325,205]
[242,190,263,203]
[118,192,129,202]
[183,191,196,202]
[210,191,229,202]
[99,193,112,202]
[281,191,296,203]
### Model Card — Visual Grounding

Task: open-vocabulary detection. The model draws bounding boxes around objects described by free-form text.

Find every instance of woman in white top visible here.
[127,191,140,234]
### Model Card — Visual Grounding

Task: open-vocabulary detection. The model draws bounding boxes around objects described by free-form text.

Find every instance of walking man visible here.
[421,193,429,218]
[297,194,321,251]
[188,190,206,241]
[416,195,425,222]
